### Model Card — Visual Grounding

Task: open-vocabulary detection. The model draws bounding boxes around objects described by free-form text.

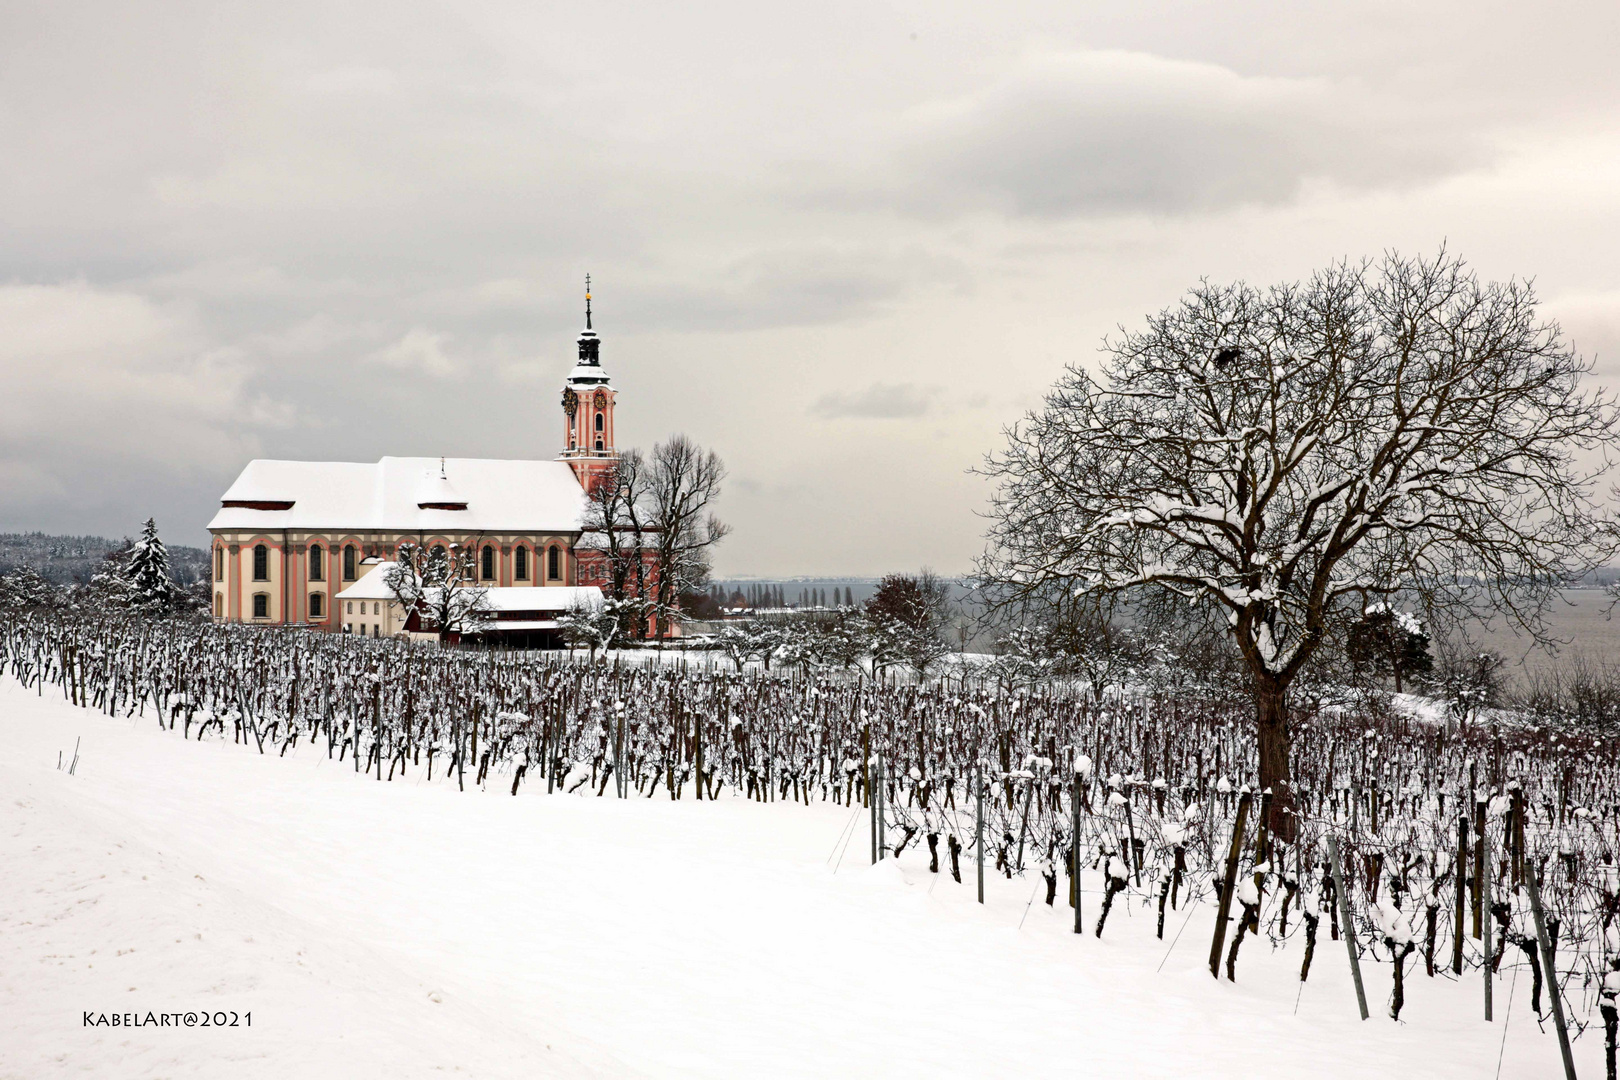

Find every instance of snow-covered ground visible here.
[0,676,1598,1079]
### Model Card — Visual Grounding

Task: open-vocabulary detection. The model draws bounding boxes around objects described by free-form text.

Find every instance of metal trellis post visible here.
[1525,865,1577,1080]
[1327,834,1369,1020]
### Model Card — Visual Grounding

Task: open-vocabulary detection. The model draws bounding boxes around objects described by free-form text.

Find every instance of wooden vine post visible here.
[1453,813,1468,976]
[1072,766,1083,933]
[875,757,886,862]
[1474,795,1487,938]
[1482,822,1493,1022]
[869,749,880,864]
[1327,834,1369,1020]
[976,763,985,904]
[1209,790,1253,980]
[1525,865,1577,1080]
[1014,774,1035,874]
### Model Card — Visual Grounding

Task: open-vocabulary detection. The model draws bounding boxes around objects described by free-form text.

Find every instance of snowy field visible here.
[0,675,1599,1079]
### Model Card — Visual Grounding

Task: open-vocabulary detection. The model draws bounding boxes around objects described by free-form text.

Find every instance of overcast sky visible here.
[4,1,1620,576]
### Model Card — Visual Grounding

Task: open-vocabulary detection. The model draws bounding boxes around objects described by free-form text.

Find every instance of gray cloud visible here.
[891,50,1480,218]
[0,280,281,534]
[2,2,1619,573]
[810,383,940,420]
[364,328,459,377]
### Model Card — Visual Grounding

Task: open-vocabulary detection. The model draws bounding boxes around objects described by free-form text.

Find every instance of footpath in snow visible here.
[0,675,1599,1079]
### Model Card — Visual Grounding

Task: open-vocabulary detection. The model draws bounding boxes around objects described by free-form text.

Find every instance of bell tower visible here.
[560,274,618,492]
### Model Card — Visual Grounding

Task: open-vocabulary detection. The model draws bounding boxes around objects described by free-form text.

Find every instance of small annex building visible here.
[206,279,647,642]
[334,561,603,648]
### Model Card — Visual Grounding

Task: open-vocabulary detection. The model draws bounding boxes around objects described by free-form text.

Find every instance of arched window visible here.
[515,546,529,580]
[309,592,324,618]
[253,544,269,581]
[481,545,495,580]
[547,545,561,581]
[595,413,604,432]
[309,544,324,581]
[252,593,269,618]
[594,437,604,451]
[212,593,221,617]
[343,545,356,581]
[215,546,224,581]
[373,602,381,615]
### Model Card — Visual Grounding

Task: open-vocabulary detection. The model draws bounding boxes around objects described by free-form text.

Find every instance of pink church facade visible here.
[206,281,647,635]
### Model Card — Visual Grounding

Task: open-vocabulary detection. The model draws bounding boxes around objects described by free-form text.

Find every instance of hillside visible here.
[0,675,1594,1080]
[0,532,210,585]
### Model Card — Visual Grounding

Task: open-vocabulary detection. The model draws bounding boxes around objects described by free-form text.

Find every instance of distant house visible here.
[206,282,655,640]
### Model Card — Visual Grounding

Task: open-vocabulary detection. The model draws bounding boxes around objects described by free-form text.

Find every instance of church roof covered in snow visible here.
[208,457,587,534]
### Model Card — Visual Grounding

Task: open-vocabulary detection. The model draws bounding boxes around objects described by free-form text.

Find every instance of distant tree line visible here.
[0,518,207,619]
[707,571,954,679]
[705,583,860,610]
[0,530,210,585]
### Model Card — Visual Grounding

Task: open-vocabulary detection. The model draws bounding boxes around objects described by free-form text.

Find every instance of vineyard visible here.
[4,609,1619,1076]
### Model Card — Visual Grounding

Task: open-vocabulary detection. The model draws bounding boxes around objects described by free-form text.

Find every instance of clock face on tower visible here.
[593,390,608,409]
[561,388,578,416]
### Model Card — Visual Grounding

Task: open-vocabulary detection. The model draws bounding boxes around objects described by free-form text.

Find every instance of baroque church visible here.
[207,281,641,640]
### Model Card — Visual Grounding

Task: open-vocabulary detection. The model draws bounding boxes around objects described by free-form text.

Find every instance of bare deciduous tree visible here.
[648,435,730,643]
[558,594,619,660]
[580,450,654,638]
[980,250,1620,839]
[384,541,491,644]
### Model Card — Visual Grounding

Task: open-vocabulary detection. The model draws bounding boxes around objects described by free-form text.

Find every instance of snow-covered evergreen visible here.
[124,518,178,614]
[0,566,53,611]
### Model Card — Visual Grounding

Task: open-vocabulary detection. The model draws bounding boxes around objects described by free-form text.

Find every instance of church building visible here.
[206,281,644,638]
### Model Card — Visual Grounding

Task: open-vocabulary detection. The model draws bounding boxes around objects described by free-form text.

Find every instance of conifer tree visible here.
[0,566,54,610]
[125,518,178,614]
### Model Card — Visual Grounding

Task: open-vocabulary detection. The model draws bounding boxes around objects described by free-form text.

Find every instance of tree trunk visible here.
[1255,675,1297,843]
